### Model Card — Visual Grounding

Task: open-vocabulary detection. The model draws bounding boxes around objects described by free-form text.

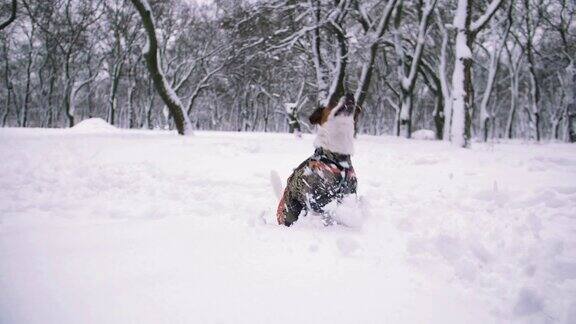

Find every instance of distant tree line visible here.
[0,0,575,145]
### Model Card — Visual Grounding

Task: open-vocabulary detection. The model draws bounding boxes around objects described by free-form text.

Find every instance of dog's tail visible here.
[270,170,284,199]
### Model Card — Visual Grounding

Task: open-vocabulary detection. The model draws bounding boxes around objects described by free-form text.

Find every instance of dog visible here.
[276,93,361,226]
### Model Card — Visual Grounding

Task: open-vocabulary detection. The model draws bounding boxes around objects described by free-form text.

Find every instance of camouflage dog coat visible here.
[277,147,357,226]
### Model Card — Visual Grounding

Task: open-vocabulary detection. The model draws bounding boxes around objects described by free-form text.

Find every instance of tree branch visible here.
[0,0,17,31]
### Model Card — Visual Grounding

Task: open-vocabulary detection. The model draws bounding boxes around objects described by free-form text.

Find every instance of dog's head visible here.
[309,93,361,127]
[308,93,361,155]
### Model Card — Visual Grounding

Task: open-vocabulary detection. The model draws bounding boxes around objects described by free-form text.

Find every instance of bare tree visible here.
[129,0,192,135]
[450,0,503,147]
[522,0,542,141]
[503,38,524,139]
[392,0,437,138]
[353,0,398,108]
[479,3,512,142]
[436,8,452,141]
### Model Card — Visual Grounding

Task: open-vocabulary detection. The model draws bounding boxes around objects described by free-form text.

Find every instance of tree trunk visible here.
[129,0,192,135]
[0,0,17,31]
[450,0,473,147]
[46,71,56,127]
[310,0,329,105]
[64,85,75,127]
[64,55,75,128]
[108,65,122,126]
[434,90,444,139]
[287,112,301,133]
[2,35,12,127]
[505,65,519,139]
[398,91,412,137]
[480,14,510,142]
[567,63,576,142]
[128,82,136,128]
[354,0,397,107]
[524,0,540,141]
[21,37,34,127]
[326,24,347,106]
[394,0,437,138]
[142,78,154,129]
[569,111,576,143]
[450,0,502,147]
[436,10,452,141]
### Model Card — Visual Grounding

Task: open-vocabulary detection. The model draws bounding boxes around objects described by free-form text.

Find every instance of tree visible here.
[450,0,503,147]
[353,0,398,108]
[129,0,192,135]
[478,3,512,142]
[392,0,437,138]
[0,0,17,31]
[522,0,542,141]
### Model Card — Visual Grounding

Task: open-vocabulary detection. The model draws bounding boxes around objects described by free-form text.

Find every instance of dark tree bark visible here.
[418,60,444,140]
[0,0,17,31]
[523,0,541,141]
[569,68,576,142]
[1,33,13,127]
[450,0,503,147]
[393,0,437,138]
[129,0,192,135]
[354,0,398,108]
[326,21,348,107]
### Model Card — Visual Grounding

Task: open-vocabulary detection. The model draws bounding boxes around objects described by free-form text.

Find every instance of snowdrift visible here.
[68,118,119,133]
[411,129,436,140]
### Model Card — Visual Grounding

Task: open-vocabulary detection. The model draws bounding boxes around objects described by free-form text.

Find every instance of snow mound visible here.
[69,118,118,133]
[325,195,369,228]
[412,129,436,140]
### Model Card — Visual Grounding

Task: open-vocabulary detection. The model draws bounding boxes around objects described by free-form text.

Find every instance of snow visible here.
[69,117,119,133]
[471,0,503,32]
[141,0,152,12]
[284,102,297,113]
[412,129,436,140]
[456,38,473,59]
[1,128,576,324]
[453,0,468,29]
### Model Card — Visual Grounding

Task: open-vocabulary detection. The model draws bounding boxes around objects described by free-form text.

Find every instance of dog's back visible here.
[277,148,357,226]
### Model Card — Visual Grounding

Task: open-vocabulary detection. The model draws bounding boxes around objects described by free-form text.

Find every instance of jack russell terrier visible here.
[276,93,361,226]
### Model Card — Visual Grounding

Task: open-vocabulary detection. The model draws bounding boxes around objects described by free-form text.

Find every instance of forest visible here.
[0,0,575,146]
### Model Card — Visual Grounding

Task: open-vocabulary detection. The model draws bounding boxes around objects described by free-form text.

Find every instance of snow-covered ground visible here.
[1,121,575,324]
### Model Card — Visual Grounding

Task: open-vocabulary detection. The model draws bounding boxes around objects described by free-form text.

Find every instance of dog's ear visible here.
[309,106,325,125]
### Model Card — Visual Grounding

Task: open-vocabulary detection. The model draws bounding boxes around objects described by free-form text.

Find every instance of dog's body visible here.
[277,93,360,226]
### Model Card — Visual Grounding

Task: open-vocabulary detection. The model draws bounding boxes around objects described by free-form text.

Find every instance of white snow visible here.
[284,102,297,113]
[69,117,119,133]
[1,128,575,324]
[412,129,436,140]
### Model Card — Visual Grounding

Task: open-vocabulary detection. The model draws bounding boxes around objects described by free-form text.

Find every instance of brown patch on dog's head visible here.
[308,105,332,125]
[309,93,361,126]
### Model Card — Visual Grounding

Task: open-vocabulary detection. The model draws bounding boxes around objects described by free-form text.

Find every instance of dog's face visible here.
[309,93,361,127]
[309,93,360,155]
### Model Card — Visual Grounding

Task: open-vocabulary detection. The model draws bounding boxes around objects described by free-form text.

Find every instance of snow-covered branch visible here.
[0,0,17,31]
[471,0,504,33]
